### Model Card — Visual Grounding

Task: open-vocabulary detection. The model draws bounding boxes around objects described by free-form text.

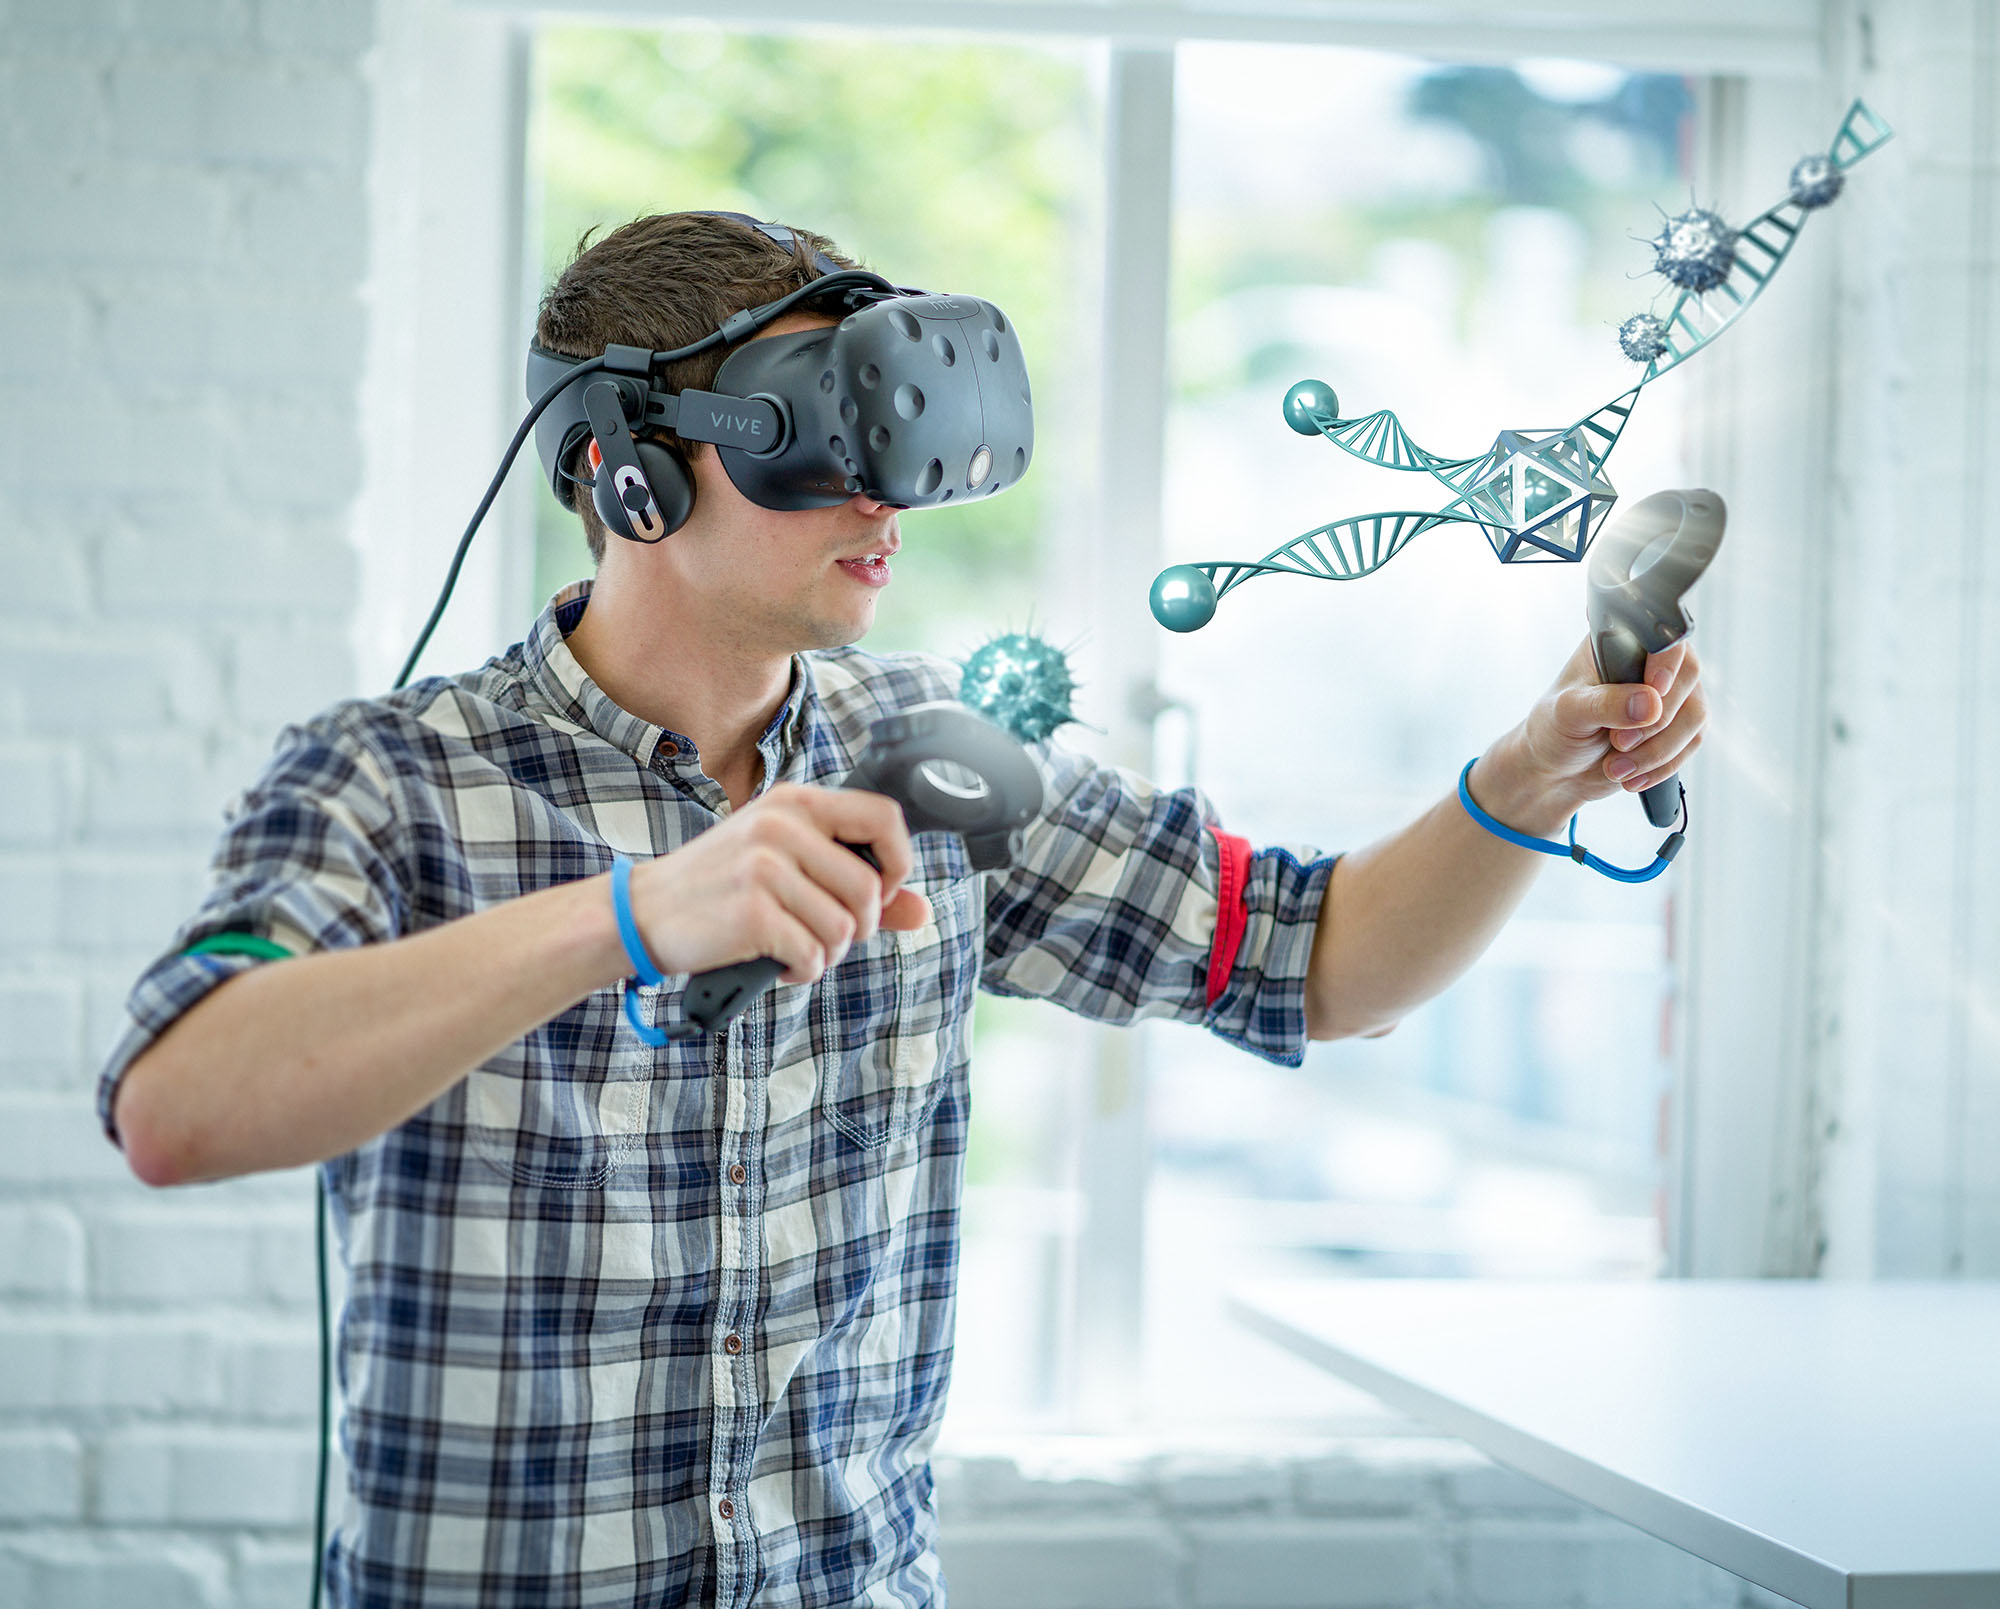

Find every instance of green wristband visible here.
[184,933,293,963]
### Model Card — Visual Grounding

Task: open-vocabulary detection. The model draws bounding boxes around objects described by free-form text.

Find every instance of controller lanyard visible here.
[1456,758,1686,884]
[610,854,705,1045]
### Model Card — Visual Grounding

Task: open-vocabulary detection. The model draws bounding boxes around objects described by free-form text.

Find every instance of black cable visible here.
[393,355,610,688]
[396,269,897,689]
[315,352,610,1608]
[731,268,900,331]
[310,1174,330,1609]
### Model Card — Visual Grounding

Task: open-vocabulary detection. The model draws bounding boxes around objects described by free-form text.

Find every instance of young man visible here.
[101,213,1706,1608]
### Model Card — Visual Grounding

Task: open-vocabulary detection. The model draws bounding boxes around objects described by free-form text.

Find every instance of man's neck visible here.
[564,575,792,812]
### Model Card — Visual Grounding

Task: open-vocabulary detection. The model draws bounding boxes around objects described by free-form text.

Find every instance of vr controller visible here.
[1584,488,1726,828]
[663,703,1046,1039]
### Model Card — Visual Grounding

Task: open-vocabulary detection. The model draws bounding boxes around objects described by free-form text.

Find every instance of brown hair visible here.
[535,212,859,563]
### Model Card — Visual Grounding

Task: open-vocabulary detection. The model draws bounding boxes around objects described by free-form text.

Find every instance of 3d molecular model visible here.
[957,628,1079,744]
[1149,100,1893,633]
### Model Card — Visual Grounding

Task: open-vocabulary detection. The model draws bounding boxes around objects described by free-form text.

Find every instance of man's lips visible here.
[835,552,893,588]
[833,532,899,563]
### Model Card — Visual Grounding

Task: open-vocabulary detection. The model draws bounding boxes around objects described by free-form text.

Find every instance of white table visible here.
[1231,1280,2000,1609]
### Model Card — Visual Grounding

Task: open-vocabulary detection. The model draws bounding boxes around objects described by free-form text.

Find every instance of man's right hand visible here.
[623,783,932,984]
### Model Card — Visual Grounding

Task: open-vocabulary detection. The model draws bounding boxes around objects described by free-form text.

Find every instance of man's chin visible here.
[797,605,876,653]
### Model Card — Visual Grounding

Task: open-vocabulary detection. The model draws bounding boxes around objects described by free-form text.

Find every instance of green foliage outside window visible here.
[530,26,1096,653]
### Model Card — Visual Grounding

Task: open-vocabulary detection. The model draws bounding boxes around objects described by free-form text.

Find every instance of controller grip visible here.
[678,840,881,1037]
[1638,776,1682,829]
[681,956,787,1034]
[1593,626,1684,829]
[668,699,1041,1039]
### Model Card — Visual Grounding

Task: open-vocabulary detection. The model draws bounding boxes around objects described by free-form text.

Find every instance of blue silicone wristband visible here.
[610,856,671,1047]
[1456,759,1574,857]
[1456,758,1677,885]
[610,854,666,986]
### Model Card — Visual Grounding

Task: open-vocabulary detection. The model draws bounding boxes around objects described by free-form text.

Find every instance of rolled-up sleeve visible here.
[95,715,409,1146]
[980,740,1337,1067]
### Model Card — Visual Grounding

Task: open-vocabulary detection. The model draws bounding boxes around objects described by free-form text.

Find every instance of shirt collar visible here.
[524,579,820,784]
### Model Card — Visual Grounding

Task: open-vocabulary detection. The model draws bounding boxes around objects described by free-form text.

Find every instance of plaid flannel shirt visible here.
[98,582,1335,1609]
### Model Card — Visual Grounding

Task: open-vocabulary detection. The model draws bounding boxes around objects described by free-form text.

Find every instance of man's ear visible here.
[684,438,745,508]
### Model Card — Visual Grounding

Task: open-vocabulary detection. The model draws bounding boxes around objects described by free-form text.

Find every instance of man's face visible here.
[626,312,901,659]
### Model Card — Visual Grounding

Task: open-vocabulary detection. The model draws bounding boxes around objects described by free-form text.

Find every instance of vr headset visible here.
[393,215,1035,685]
[525,214,1035,544]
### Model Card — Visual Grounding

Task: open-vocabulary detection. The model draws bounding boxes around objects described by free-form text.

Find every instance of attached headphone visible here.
[555,212,856,544]
[578,384,692,543]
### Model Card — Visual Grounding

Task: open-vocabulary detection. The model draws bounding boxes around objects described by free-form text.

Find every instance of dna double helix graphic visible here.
[1149,100,1894,632]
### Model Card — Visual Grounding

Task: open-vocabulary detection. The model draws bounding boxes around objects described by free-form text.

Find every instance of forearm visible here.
[114,873,629,1187]
[114,779,932,1188]
[1304,731,1571,1039]
[1301,635,1708,1039]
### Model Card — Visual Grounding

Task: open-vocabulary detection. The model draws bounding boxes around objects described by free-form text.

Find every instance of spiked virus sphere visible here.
[958,629,1078,744]
[1652,206,1737,293]
[1618,313,1668,364]
[1788,153,1844,209]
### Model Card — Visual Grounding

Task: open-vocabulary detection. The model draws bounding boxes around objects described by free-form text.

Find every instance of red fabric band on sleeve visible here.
[1205,828,1252,1009]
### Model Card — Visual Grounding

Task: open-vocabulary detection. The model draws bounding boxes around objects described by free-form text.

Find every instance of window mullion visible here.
[1070,41,1177,1427]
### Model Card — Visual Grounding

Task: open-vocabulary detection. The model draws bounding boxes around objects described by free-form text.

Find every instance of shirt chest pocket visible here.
[464,988,676,1187]
[816,875,979,1149]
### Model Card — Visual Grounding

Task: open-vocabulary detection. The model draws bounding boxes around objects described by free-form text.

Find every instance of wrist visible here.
[609,855,671,985]
[560,870,638,991]
[1467,733,1579,840]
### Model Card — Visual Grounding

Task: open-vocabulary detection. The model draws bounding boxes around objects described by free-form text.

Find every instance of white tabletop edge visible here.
[1228,1291,1849,1609]
[1853,1579,2000,1609]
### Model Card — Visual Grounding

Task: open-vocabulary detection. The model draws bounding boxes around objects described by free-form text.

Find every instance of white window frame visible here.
[1670,72,1851,1279]
[363,0,1842,1427]
[359,1,540,693]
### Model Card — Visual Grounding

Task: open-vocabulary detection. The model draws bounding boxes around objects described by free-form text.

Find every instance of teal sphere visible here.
[1283,379,1339,436]
[1150,565,1218,632]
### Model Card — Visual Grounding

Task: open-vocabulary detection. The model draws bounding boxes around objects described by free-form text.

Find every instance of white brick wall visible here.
[0,2,375,1604]
[932,1435,1777,1609]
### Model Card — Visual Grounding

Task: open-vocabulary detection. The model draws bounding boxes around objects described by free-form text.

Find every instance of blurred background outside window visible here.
[526,25,1696,1433]
[1148,46,1692,1424]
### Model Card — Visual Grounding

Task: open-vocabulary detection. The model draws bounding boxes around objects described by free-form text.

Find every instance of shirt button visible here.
[729,1163,747,1185]
[658,739,679,757]
[723,1332,743,1355]
[717,1497,735,1520]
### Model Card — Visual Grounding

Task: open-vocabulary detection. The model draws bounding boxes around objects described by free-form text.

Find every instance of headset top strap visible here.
[698,209,845,278]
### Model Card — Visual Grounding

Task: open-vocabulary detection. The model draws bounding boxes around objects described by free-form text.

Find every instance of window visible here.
[527,21,1107,1430]
[528,22,1100,657]
[1143,44,1696,1422]
[520,15,1733,1433]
